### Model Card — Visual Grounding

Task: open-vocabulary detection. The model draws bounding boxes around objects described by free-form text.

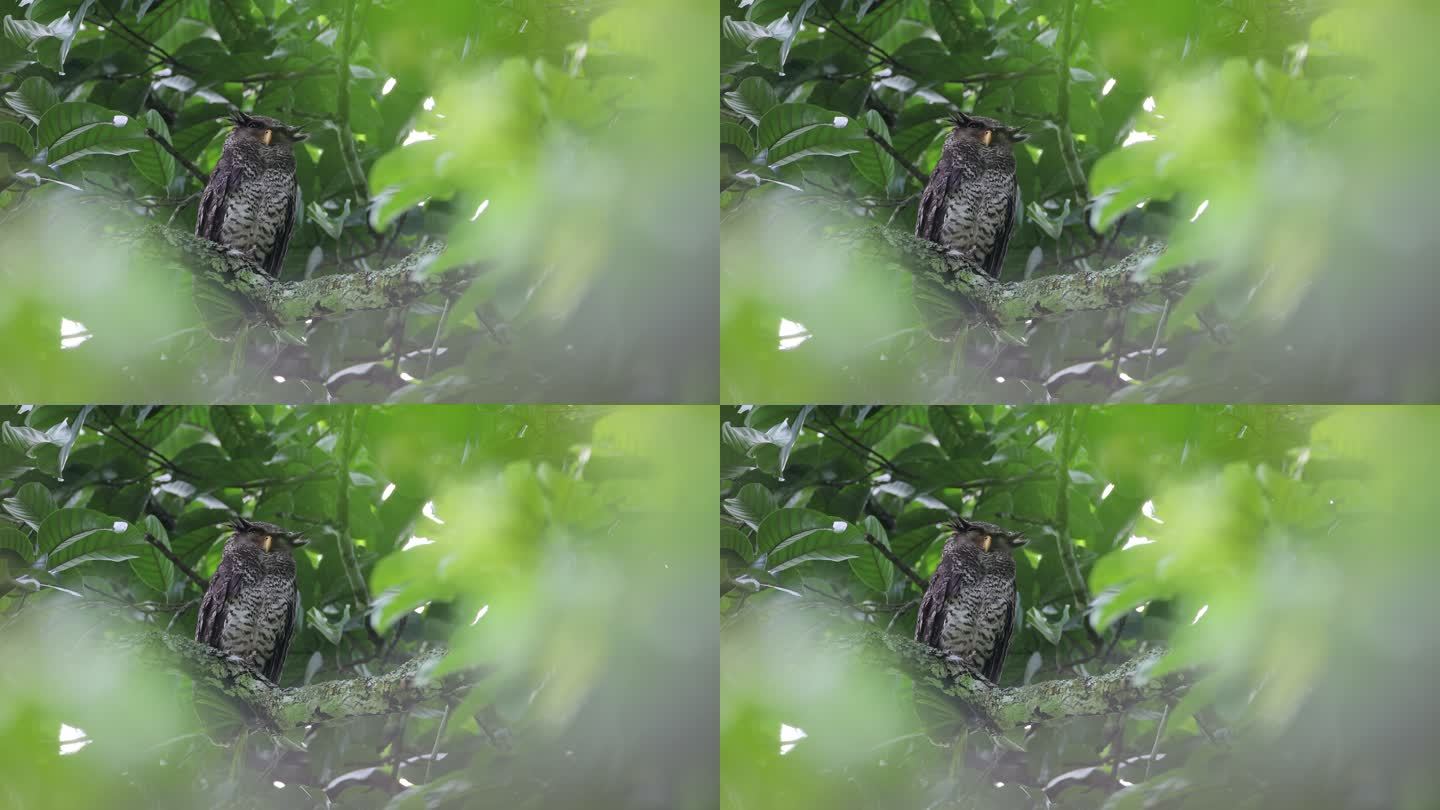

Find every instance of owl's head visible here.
[227,110,309,149]
[947,516,1026,553]
[228,516,308,553]
[948,111,1029,149]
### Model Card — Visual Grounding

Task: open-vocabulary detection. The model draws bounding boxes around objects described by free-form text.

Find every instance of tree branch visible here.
[864,128,928,185]
[863,532,926,591]
[842,225,1189,330]
[114,225,476,325]
[1055,0,1092,209]
[849,631,1186,730]
[334,408,383,647]
[335,0,374,231]
[124,632,484,731]
[145,128,207,185]
[143,533,208,591]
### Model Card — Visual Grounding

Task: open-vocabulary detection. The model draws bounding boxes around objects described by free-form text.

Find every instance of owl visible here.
[196,111,308,277]
[914,516,1027,683]
[195,518,307,684]
[914,112,1029,278]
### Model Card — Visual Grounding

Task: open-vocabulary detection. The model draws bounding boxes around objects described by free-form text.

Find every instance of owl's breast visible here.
[220,169,292,256]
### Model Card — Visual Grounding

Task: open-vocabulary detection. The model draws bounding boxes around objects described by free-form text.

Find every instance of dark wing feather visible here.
[981,178,1021,279]
[980,587,1019,683]
[914,157,957,245]
[195,553,241,649]
[195,150,240,244]
[262,584,300,683]
[261,180,299,277]
[914,553,957,648]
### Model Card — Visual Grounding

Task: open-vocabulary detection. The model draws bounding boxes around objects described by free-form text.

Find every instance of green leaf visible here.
[723,77,779,125]
[777,405,812,474]
[755,507,836,557]
[722,483,778,531]
[130,515,175,594]
[55,405,91,476]
[37,508,125,567]
[778,0,817,69]
[850,110,897,190]
[721,526,754,560]
[757,103,859,166]
[758,508,864,571]
[720,120,754,159]
[209,0,258,50]
[849,516,895,594]
[0,525,34,561]
[58,0,96,69]
[0,119,33,158]
[38,102,142,166]
[131,110,177,189]
[3,482,56,531]
[930,0,981,53]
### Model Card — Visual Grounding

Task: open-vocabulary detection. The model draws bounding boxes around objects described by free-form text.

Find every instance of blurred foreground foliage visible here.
[0,403,716,810]
[720,404,1440,809]
[0,0,714,402]
[721,0,1440,403]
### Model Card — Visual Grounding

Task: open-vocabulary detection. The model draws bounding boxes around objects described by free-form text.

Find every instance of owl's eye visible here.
[968,121,984,129]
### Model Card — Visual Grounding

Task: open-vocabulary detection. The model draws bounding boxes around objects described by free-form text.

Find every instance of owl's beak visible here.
[262,536,273,553]
[980,535,993,552]
[261,129,273,146]
[981,129,993,146]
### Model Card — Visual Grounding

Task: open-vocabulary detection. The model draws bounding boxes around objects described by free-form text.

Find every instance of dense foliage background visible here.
[720,404,1440,808]
[0,0,713,402]
[721,0,1440,403]
[0,404,715,809]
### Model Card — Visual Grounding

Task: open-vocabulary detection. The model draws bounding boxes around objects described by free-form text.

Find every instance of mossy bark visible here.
[841,225,1190,331]
[116,225,472,326]
[127,632,483,731]
[850,630,1188,730]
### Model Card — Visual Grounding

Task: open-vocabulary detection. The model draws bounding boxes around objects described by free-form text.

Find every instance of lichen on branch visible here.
[125,631,484,731]
[848,630,1187,730]
[114,225,474,326]
[839,225,1191,330]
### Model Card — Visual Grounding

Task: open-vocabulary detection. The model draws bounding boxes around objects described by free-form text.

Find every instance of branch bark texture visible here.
[849,630,1187,730]
[116,224,471,325]
[125,632,483,731]
[843,226,1188,329]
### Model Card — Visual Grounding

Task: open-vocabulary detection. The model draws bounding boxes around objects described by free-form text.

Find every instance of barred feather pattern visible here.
[196,534,300,683]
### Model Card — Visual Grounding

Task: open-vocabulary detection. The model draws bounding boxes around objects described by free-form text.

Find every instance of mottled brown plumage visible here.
[196,517,307,684]
[915,112,1029,278]
[915,516,1027,683]
[196,111,308,277]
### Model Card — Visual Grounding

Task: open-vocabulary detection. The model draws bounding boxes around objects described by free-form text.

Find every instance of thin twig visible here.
[1054,0,1093,223]
[144,533,209,590]
[864,532,927,590]
[865,129,928,185]
[334,409,383,648]
[1146,703,1169,780]
[146,129,207,184]
[334,0,376,241]
[1053,409,1101,647]
[426,703,449,783]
